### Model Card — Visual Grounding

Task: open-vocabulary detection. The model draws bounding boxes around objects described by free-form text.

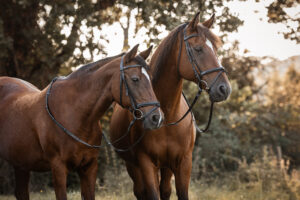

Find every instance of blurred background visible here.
[0,0,299,199]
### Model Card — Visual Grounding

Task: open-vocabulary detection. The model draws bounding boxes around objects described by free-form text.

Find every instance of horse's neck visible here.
[150,45,183,119]
[50,66,114,133]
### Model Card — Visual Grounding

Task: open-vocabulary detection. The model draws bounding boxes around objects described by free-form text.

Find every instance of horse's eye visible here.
[131,76,140,83]
[194,46,203,52]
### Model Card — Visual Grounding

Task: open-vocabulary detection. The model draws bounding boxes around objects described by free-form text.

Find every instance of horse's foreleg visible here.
[159,168,173,200]
[78,159,98,200]
[139,156,160,200]
[126,162,145,200]
[51,161,68,200]
[14,167,30,200]
[174,155,192,200]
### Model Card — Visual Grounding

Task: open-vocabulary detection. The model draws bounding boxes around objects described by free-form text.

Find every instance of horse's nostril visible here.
[152,114,160,123]
[218,84,227,96]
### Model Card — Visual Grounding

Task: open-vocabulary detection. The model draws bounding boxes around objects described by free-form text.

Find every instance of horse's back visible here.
[0,76,39,99]
[0,76,40,112]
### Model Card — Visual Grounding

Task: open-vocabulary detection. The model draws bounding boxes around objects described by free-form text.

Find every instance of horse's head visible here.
[178,12,231,102]
[111,44,164,130]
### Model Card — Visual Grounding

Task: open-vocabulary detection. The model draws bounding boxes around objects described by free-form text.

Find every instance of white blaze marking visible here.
[206,39,214,53]
[206,39,223,67]
[141,68,150,82]
[142,67,162,127]
[192,125,196,143]
[192,115,196,143]
[158,109,162,127]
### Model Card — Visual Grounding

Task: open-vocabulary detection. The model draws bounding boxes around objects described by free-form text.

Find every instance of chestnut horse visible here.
[110,13,231,200]
[0,45,163,200]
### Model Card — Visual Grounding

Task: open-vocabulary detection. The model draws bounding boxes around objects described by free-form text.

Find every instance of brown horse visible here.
[110,13,231,200]
[0,45,163,200]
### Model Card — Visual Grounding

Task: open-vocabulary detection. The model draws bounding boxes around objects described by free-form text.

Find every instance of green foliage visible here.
[189,47,300,178]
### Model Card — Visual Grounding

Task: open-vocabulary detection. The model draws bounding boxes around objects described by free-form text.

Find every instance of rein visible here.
[46,55,160,150]
[46,77,102,148]
[166,24,226,132]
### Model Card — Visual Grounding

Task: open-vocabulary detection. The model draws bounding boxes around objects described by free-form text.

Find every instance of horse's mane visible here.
[151,24,186,84]
[68,52,125,78]
[151,23,221,84]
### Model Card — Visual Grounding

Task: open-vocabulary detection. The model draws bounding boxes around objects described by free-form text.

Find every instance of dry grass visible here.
[0,175,299,200]
[1,154,300,200]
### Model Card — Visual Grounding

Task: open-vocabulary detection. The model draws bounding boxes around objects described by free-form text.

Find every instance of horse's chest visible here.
[65,148,97,169]
[144,128,194,166]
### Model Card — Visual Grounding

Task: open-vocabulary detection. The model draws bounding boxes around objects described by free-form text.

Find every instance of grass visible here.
[0,175,299,200]
[1,153,300,200]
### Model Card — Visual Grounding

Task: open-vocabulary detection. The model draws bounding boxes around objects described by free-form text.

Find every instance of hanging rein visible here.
[46,55,160,151]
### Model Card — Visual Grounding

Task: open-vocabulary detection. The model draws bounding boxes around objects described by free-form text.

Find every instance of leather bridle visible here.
[46,55,160,149]
[167,24,226,132]
[119,55,160,120]
[182,26,225,90]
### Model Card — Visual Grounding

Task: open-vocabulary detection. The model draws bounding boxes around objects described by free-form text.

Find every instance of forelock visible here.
[198,24,222,49]
[134,55,150,71]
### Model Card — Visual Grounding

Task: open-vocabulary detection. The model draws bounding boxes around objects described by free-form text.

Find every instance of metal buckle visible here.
[199,80,209,90]
[133,109,144,120]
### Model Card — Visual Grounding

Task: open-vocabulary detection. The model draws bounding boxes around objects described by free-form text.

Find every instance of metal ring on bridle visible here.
[200,80,209,90]
[133,109,144,120]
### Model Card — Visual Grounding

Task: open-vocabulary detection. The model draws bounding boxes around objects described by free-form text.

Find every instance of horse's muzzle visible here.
[143,109,164,130]
[209,82,232,102]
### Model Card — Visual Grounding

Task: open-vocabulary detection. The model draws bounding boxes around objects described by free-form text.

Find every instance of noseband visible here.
[167,24,226,132]
[46,55,160,149]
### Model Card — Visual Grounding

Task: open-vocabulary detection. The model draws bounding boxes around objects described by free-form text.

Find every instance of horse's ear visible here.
[202,14,215,29]
[138,45,153,60]
[124,44,139,63]
[187,12,200,30]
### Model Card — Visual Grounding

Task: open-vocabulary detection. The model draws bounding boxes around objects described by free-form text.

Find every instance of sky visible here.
[225,0,300,60]
[90,0,299,62]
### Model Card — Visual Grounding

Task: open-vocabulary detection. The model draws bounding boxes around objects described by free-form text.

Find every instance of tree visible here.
[102,0,243,46]
[0,0,115,88]
[1,0,297,88]
[0,0,244,88]
[258,0,300,43]
[265,65,300,173]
